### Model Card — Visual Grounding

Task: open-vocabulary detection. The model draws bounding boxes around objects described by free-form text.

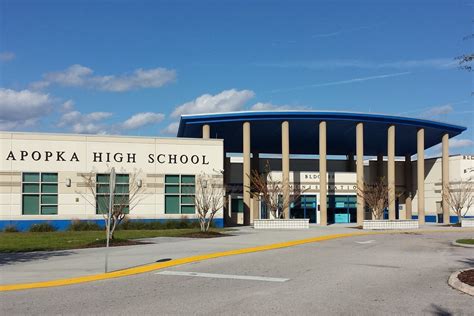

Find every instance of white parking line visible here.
[355,240,375,244]
[156,271,289,282]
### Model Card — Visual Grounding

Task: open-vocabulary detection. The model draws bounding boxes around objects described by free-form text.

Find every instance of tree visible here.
[195,173,225,232]
[248,160,303,219]
[357,177,395,220]
[80,169,145,239]
[443,180,473,224]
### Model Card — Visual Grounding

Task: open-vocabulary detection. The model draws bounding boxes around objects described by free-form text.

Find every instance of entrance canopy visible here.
[177,111,466,156]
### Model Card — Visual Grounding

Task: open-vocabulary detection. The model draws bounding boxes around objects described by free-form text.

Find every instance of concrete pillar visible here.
[202,124,210,139]
[405,154,412,220]
[417,128,425,225]
[243,122,251,226]
[356,123,364,226]
[319,121,327,226]
[282,121,290,219]
[376,154,383,180]
[442,133,450,224]
[387,125,396,220]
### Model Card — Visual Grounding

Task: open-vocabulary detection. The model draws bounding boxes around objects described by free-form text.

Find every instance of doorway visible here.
[290,195,317,223]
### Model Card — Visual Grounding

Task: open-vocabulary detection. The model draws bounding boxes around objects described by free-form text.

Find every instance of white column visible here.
[442,133,450,224]
[202,124,210,139]
[282,121,290,219]
[356,122,364,226]
[417,128,425,225]
[405,155,412,220]
[319,121,327,226]
[387,125,396,220]
[243,122,251,225]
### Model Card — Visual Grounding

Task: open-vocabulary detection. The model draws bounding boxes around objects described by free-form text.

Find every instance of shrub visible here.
[68,220,102,231]
[3,225,19,233]
[29,223,57,232]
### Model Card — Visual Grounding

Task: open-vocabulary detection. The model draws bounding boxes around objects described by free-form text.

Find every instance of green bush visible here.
[117,219,203,230]
[68,220,102,231]
[29,223,57,232]
[3,225,19,233]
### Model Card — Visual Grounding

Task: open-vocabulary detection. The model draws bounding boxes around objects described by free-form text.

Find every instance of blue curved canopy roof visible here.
[177,111,466,156]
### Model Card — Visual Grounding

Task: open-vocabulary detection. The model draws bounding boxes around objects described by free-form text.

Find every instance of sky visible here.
[0,0,473,156]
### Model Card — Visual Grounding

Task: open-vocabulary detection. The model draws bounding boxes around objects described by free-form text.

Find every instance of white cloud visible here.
[60,100,75,112]
[31,64,176,92]
[250,102,307,111]
[58,109,113,134]
[0,51,15,62]
[421,104,453,117]
[161,121,180,135]
[0,88,53,130]
[449,138,474,149]
[171,89,255,117]
[122,112,165,130]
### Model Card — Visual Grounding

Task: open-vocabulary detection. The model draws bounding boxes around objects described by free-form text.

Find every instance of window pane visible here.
[231,198,244,213]
[165,175,179,184]
[181,175,195,184]
[23,195,39,215]
[41,183,58,193]
[181,205,195,214]
[97,174,110,183]
[23,183,39,193]
[96,195,109,214]
[115,184,129,194]
[165,195,180,214]
[165,184,179,194]
[41,195,58,204]
[23,173,39,182]
[181,185,195,194]
[41,173,58,182]
[181,195,195,204]
[115,174,129,184]
[41,205,57,215]
[114,195,129,206]
[96,184,110,193]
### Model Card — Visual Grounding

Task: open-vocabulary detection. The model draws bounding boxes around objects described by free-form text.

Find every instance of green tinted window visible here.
[41,183,57,193]
[181,175,195,184]
[165,185,179,194]
[115,184,129,194]
[181,205,195,214]
[97,184,110,193]
[23,183,39,193]
[165,196,180,214]
[116,174,129,184]
[165,175,179,184]
[41,173,58,182]
[181,185,195,194]
[97,174,110,183]
[96,195,109,214]
[41,205,57,215]
[231,198,244,213]
[23,173,39,182]
[41,195,58,204]
[23,195,39,215]
[181,195,194,204]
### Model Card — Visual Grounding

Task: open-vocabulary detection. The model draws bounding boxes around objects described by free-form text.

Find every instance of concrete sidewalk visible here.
[1,225,472,285]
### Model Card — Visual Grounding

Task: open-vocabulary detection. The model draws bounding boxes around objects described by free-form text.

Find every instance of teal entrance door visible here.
[290,195,317,223]
[327,195,357,224]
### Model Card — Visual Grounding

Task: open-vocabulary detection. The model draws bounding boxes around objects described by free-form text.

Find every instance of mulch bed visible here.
[180,231,228,238]
[81,239,150,249]
[458,269,474,287]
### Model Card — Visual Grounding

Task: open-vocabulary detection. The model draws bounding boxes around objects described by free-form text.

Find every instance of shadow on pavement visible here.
[428,304,452,316]
[458,257,474,267]
[0,250,76,266]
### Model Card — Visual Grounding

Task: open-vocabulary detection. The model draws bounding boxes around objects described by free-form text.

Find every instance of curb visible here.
[451,240,474,248]
[448,269,474,296]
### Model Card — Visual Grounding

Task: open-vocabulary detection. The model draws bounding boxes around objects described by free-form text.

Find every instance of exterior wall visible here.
[0,132,224,229]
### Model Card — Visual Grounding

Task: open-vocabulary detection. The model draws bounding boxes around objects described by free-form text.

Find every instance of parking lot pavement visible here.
[1,231,473,315]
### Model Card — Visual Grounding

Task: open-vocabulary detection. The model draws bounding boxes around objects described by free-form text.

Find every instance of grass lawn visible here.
[0,229,225,253]
[456,238,474,245]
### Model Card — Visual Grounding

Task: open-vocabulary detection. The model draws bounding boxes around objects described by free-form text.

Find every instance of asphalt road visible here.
[1,232,473,315]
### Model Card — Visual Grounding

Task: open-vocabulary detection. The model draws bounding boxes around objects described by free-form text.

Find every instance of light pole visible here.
[105,167,116,273]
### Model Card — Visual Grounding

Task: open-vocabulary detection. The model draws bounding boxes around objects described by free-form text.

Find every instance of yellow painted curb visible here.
[0,228,471,292]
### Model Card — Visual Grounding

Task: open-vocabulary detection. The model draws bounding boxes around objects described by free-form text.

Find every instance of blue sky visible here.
[0,0,472,155]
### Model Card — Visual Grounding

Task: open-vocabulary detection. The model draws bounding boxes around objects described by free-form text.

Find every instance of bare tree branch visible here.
[443,180,473,224]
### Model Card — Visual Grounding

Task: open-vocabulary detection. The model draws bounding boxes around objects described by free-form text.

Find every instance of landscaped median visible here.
[0,229,227,253]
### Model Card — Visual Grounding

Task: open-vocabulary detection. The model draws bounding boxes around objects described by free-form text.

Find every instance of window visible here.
[165,175,195,214]
[96,173,130,214]
[22,172,58,215]
[231,197,244,213]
